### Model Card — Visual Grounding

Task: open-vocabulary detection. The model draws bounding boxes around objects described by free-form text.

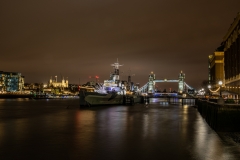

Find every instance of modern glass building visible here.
[0,71,24,92]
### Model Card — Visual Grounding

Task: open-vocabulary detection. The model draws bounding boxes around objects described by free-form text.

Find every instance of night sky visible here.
[1,1,239,90]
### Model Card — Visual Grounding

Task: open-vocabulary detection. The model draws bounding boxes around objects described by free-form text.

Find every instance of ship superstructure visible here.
[103,60,126,94]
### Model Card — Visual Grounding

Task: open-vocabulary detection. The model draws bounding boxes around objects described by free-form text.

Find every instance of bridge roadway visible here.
[0,99,240,159]
[141,93,196,105]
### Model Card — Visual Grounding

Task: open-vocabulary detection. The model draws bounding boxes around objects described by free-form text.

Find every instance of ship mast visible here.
[111,58,122,69]
[111,59,123,81]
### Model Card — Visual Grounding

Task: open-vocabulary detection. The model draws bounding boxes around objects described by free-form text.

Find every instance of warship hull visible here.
[79,90,124,106]
[79,90,142,106]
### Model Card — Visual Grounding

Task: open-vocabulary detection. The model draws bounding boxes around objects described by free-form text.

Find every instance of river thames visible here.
[0,98,240,160]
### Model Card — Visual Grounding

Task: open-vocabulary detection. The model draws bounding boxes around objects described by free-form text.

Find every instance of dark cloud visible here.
[0,0,239,89]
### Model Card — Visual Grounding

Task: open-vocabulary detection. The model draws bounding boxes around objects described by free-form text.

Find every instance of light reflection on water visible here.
[0,99,240,159]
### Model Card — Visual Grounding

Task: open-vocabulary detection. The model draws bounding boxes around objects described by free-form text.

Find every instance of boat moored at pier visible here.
[79,60,141,106]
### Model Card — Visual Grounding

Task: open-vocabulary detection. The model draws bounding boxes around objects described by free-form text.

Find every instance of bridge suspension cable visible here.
[138,82,149,93]
[184,82,194,90]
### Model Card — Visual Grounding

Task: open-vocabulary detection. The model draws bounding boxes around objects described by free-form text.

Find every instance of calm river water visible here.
[0,98,240,160]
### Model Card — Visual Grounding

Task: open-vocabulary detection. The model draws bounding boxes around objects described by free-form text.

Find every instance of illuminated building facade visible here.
[48,76,68,88]
[178,71,185,93]
[148,72,155,93]
[222,12,240,96]
[0,71,24,92]
[208,50,224,88]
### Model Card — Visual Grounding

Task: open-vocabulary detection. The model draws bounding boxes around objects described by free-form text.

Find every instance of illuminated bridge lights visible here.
[153,92,178,97]
[137,71,194,94]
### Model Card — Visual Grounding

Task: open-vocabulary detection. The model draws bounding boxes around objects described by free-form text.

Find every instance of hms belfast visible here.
[79,60,141,106]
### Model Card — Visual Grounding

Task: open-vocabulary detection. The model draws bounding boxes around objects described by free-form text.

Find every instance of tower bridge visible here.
[138,71,194,94]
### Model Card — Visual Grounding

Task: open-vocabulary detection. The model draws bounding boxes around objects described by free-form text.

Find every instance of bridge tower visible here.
[148,71,155,93]
[178,71,185,93]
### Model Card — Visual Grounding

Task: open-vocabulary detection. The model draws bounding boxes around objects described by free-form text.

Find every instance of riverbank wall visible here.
[0,94,34,99]
[196,99,240,132]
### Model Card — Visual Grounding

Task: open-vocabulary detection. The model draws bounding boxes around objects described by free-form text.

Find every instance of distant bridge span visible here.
[154,80,178,83]
[138,71,194,94]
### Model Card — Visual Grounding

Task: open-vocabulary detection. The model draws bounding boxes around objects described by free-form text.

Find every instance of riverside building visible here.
[222,12,240,96]
[0,71,24,92]
[208,50,224,88]
[48,76,68,88]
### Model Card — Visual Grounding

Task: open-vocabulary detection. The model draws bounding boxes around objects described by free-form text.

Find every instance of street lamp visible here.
[218,81,222,97]
[208,85,211,89]
[208,84,211,98]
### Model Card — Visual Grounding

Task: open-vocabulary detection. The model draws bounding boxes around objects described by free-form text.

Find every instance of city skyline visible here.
[1,0,240,90]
